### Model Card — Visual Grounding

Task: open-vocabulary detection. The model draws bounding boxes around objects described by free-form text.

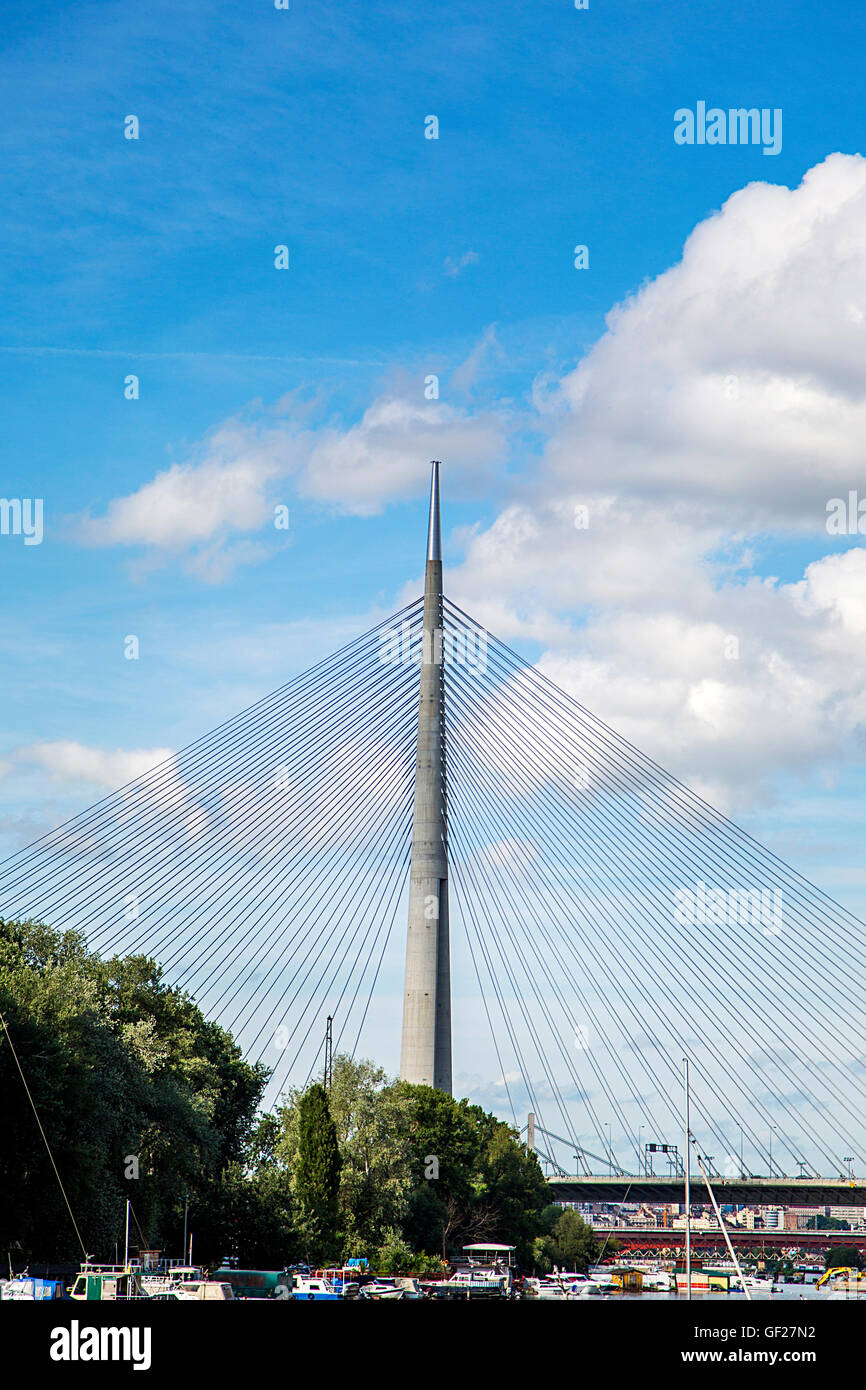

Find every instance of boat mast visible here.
[683,1057,692,1301]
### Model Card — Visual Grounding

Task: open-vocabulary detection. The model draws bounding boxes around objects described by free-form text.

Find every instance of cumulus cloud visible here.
[19,740,175,788]
[545,153,866,529]
[74,418,297,581]
[11,741,209,840]
[298,394,505,514]
[74,392,506,572]
[444,155,866,807]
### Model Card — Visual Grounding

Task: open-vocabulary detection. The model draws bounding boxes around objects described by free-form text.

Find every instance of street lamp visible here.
[844,1156,855,1181]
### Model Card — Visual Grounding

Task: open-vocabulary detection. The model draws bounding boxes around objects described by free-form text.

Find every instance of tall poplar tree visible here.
[295,1082,342,1261]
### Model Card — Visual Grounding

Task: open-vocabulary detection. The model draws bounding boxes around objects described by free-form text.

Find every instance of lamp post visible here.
[683,1059,692,1302]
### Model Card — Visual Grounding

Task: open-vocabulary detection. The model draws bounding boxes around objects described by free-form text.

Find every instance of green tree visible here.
[394,1083,548,1263]
[295,1083,342,1261]
[188,1161,298,1268]
[824,1244,862,1270]
[0,918,268,1264]
[539,1206,600,1272]
[267,1058,552,1268]
[471,1113,550,1265]
[807,1214,850,1231]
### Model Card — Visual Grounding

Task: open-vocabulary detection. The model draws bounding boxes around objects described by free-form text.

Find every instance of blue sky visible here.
[3,1,866,1145]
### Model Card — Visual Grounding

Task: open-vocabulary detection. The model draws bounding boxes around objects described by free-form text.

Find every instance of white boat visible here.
[640,1270,677,1291]
[292,1272,358,1301]
[525,1272,601,1299]
[0,1274,69,1301]
[171,1281,235,1301]
[557,1271,603,1297]
[140,1264,207,1297]
[524,1277,569,1300]
[425,1268,509,1299]
[738,1274,776,1293]
[69,1263,151,1301]
[359,1279,404,1300]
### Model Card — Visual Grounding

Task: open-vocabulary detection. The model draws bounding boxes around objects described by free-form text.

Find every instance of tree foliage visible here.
[295,1083,342,1261]
[0,918,267,1263]
[2,920,554,1271]
[266,1059,549,1268]
[538,1206,600,1272]
[824,1244,863,1270]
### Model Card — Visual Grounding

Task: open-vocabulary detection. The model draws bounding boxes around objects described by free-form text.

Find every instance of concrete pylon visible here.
[399,460,452,1092]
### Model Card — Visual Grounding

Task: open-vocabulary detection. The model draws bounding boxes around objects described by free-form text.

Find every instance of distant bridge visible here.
[598,1226,866,1255]
[549,1176,866,1207]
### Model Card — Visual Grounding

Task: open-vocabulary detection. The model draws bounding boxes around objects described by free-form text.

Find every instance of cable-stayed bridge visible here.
[2,464,866,1205]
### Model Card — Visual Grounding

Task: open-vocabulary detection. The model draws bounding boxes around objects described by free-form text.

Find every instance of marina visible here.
[0,1246,849,1303]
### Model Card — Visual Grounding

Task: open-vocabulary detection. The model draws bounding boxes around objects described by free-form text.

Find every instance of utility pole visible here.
[324,1015,333,1091]
[527,1112,535,1154]
[683,1058,692,1302]
[399,462,452,1092]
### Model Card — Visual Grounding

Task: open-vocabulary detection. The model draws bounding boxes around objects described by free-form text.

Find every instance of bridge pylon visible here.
[399,461,451,1092]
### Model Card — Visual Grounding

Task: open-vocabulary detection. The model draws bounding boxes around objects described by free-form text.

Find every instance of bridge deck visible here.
[548,1176,866,1207]
[595,1227,866,1251]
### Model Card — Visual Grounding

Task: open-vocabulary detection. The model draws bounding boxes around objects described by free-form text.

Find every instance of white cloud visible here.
[792,547,866,636]
[74,393,506,574]
[12,741,209,840]
[443,156,866,807]
[78,420,291,553]
[545,153,866,529]
[443,250,479,278]
[298,394,505,514]
[19,740,174,788]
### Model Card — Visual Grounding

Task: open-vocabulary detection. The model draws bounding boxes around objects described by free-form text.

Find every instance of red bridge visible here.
[599,1226,866,1256]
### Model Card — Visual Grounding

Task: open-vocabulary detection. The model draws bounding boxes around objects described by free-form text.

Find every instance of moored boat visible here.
[292,1270,358,1300]
[0,1273,70,1301]
[675,1267,739,1293]
[358,1279,404,1300]
[524,1272,601,1300]
[69,1263,151,1301]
